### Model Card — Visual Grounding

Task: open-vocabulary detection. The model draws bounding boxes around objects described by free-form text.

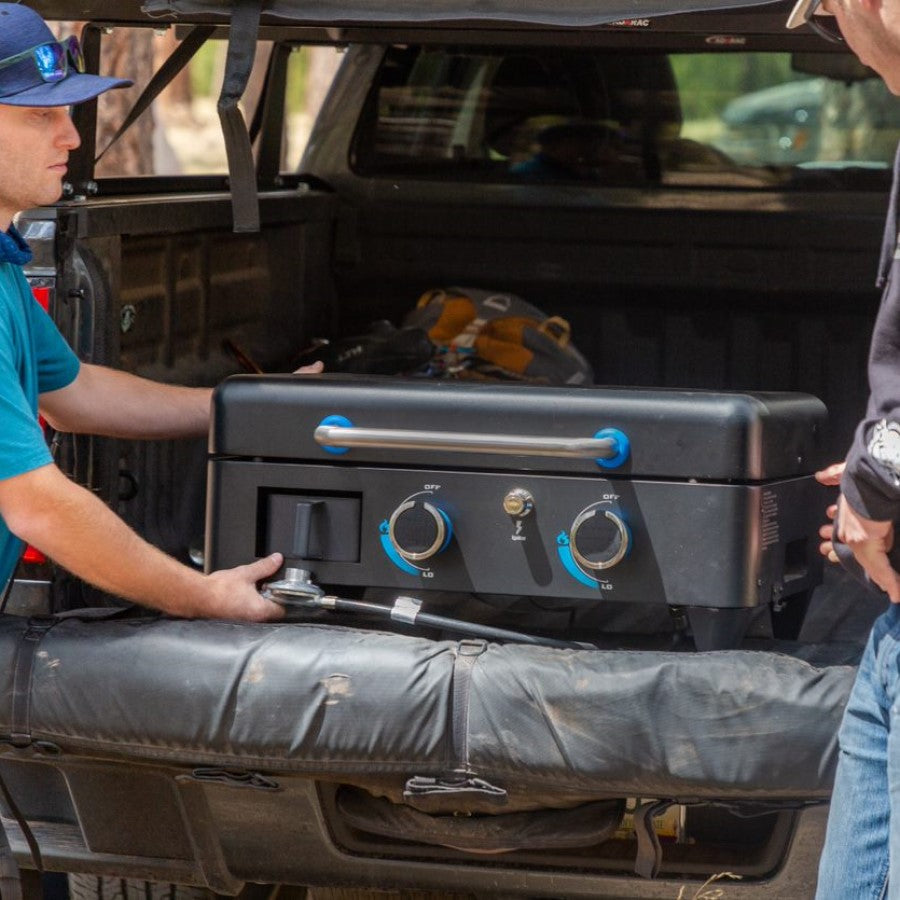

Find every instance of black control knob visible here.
[388,500,452,562]
[569,507,630,572]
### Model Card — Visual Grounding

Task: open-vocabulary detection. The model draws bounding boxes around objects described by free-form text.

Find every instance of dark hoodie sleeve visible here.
[842,144,900,522]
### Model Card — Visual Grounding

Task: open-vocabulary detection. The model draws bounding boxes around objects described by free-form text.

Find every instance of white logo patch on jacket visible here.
[869,419,900,485]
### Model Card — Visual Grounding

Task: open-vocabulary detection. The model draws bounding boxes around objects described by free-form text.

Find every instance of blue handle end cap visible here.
[319,414,353,455]
[594,428,630,469]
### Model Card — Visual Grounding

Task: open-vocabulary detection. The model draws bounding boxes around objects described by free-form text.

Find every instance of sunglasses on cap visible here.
[0,36,84,84]
[801,0,845,43]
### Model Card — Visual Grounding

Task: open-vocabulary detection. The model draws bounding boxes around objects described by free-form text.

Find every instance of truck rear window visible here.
[353,45,900,190]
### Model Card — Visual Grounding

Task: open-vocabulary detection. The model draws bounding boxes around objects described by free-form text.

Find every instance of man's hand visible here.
[816,461,900,601]
[815,461,845,488]
[294,361,324,375]
[833,495,900,601]
[816,461,845,564]
[204,552,286,622]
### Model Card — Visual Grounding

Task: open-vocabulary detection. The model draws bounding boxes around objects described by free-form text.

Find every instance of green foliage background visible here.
[671,52,803,120]
[189,42,309,113]
[186,44,808,123]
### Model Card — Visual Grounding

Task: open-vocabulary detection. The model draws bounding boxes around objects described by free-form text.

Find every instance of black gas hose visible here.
[263,568,592,651]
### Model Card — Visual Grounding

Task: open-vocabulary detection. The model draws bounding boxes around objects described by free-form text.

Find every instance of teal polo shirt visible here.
[0,231,80,588]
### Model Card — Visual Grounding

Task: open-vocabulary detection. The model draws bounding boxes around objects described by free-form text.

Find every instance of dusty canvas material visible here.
[0,615,854,802]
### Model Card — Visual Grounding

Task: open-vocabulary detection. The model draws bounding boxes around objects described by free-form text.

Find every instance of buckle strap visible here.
[8,608,137,748]
[10,620,57,749]
[449,639,487,773]
[0,618,57,889]
[633,799,674,879]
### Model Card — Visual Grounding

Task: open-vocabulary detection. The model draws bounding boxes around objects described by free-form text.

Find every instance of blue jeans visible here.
[817,604,900,899]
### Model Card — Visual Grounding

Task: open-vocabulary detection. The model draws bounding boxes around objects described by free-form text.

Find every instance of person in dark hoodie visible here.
[0,4,319,620]
[787,0,900,894]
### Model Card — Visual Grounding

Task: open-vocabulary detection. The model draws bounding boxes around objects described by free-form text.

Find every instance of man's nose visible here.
[58,112,81,151]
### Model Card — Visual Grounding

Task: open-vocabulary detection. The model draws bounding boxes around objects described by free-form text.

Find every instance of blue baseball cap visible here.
[0,3,131,106]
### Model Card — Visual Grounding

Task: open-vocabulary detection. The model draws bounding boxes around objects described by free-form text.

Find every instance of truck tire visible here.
[68,875,217,900]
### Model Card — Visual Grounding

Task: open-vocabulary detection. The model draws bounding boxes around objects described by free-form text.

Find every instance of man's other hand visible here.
[816,461,846,488]
[294,361,324,375]
[834,496,900,601]
[816,461,845,564]
[816,461,900,601]
[826,495,900,603]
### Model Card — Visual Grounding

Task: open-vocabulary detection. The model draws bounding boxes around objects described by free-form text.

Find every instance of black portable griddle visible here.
[207,374,827,649]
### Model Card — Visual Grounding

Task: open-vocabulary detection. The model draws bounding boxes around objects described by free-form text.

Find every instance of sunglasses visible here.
[803,0,845,43]
[0,36,84,84]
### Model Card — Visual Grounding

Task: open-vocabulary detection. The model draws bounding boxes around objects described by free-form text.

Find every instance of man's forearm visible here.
[40,363,213,440]
[0,464,279,620]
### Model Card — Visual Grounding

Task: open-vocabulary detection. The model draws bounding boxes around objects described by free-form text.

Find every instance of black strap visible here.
[402,639,500,810]
[0,789,43,900]
[218,0,263,233]
[0,620,56,898]
[0,825,41,900]
[174,777,245,895]
[633,799,674,879]
[0,764,43,876]
[9,621,57,749]
[9,609,139,748]
[95,26,215,165]
[449,639,486,774]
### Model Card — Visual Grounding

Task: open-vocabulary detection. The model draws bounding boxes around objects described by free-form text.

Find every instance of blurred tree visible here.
[155,28,193,109]
[54,23,156,176]
[95,27,156,176]
[306,46,342,116]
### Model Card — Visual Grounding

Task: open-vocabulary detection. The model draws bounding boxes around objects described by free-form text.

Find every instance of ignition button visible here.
[503,488,534,518]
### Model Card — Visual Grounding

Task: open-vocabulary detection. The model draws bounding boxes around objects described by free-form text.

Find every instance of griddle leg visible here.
[686,607,753,651]
[771,589,813,640]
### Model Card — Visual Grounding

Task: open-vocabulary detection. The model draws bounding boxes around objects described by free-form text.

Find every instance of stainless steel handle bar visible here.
[314,425,618,459]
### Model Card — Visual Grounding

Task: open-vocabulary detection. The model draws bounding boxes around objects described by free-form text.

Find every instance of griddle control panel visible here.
[209,461,818,621]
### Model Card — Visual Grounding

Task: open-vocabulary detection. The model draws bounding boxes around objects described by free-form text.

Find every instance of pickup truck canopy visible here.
[31,0,786,28]
[139,0,782,26]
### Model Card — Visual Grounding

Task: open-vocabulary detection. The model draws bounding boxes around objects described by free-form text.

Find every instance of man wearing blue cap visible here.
[0,3,310,621]
[787,0,900,895]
